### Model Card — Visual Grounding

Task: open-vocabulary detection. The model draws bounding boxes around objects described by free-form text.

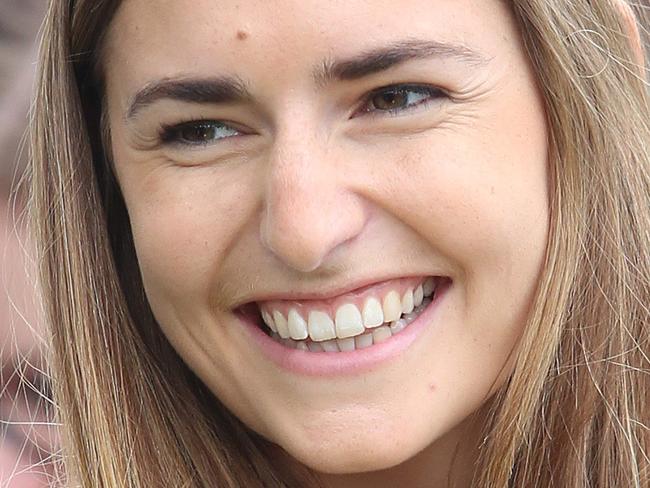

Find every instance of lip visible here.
[234,273,447,305]
[238,279,451,377]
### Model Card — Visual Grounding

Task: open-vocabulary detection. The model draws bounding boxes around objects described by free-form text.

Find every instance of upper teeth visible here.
[259,277,437,342]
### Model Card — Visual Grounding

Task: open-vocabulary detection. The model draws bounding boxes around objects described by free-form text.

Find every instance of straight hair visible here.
[30,1,649,486]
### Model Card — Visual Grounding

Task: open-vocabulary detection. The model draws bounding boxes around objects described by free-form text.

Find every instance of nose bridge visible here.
[260,132,366,273]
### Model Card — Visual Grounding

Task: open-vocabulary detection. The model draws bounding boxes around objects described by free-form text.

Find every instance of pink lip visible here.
[239,280,450,377]
[236,273,445,305]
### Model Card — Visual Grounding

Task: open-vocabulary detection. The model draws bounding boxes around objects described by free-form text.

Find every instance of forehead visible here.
[104,0,515,91]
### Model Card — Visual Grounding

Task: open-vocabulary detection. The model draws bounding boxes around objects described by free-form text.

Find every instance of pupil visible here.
[183,125,213,142]
[374,90,407,110]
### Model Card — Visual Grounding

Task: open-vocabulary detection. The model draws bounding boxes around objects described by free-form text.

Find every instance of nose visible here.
[260,133,367,273]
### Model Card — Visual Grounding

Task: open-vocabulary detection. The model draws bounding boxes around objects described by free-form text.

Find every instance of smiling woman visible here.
[30,1,649,487]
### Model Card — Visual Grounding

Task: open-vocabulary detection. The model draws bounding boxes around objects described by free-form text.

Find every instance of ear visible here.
[613,0,645,68]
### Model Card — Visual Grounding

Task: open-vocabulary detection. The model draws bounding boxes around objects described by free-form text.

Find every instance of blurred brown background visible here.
[1,1,59,487]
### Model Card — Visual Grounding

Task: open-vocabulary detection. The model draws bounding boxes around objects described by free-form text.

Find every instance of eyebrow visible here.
[125,39,488,120]
[126,75,251,119]
[315,39,489,85]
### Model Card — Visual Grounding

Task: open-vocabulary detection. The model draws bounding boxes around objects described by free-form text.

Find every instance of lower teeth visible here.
[270,296,433,352]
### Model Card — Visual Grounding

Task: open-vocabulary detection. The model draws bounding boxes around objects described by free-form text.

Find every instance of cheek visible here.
[370,100,549,371]
[115,162,259,308]
[415,85,550,284]
[380,133,549,275]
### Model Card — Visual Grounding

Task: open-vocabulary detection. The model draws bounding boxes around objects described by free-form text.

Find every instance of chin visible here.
[277,427,422,475]
[298,449,408,475]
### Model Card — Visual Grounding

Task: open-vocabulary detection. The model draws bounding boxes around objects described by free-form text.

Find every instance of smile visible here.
[237,275,450,376]
[257,276,440,352]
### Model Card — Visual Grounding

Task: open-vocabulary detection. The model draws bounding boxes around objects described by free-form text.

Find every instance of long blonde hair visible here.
[30,1,649,486]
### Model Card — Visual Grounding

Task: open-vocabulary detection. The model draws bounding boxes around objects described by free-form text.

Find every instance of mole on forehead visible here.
[236,30,249,40]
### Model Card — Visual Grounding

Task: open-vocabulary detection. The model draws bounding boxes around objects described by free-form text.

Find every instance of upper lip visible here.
[235,273,448,307]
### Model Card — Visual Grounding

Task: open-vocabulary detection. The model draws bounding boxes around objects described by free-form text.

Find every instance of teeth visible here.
[273,311,291,339]
[269,296,434,351]
[337,337,356,352]
[413,284,424,307]
[287,308,309,340]
[335,304,365,339]
[308,311,337,342]
[362,297,384,328]
[260,278,439,346]
[372,325,392,344]
[261,309,278,333]
[282,338,296,349]
[401,289,414,314]
[423,277,436,297]
[403,310,419,324]
[355,332,373,349]
[321,339,340,352]
[390,318,407,334]
[308,341,323,352]
[383,290,402,322]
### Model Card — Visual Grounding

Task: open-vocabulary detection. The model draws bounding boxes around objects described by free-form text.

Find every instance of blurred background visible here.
[0,1,59,487]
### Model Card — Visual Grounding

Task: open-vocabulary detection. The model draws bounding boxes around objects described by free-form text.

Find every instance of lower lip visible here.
[239,281,450,377]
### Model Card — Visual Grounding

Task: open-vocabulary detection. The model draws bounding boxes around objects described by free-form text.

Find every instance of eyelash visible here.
[158,83,446,147]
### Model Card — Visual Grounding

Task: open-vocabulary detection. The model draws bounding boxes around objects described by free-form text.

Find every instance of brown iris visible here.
[178,123,221,144]
[161,120,241,146]
[370,88,409,111]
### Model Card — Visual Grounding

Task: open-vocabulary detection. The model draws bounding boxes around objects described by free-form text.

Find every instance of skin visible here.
[104,1,550,486]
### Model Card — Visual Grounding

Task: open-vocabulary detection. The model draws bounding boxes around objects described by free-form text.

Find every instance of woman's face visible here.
[105,0,549,479]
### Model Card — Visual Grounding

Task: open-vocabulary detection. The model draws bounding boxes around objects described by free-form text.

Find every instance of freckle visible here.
[236,30,249,40]
[429,383,436,393]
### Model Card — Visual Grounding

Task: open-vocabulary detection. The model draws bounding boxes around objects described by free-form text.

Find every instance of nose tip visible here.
[260,190,366,273]
[258,123,368,273]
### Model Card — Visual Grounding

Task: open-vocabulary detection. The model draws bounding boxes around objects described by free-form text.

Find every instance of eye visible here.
[355,84,446,117]
[160,120,241,147]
